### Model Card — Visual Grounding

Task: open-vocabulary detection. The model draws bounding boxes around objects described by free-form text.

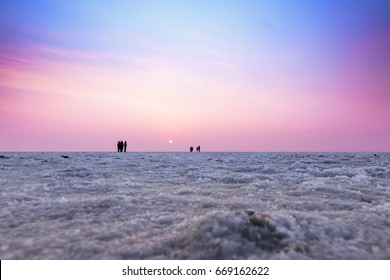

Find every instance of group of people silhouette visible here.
[117,141,127,152]
[190,146,201,152]
[116,141,201,152]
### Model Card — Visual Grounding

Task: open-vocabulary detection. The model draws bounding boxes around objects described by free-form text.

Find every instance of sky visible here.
[1,0,389,152]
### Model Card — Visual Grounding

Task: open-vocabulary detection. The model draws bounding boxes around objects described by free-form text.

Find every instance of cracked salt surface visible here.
[0,152,389,259]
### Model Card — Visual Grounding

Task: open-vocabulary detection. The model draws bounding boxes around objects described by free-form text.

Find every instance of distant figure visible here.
[190,146,194,152]
[124,141,127,152]
[117,141,121,152]
[119,141,124,152]
[196,146,201,152]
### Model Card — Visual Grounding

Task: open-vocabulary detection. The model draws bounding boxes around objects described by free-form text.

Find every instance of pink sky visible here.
[1,1,389,151]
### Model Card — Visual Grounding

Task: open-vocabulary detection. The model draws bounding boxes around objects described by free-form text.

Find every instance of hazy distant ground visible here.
[0,152,389,259]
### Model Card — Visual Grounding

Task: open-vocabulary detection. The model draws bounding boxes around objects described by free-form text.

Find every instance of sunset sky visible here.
[1,0,389,152]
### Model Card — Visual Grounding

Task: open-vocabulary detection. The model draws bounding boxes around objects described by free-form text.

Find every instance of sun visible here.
[169,140,173,144]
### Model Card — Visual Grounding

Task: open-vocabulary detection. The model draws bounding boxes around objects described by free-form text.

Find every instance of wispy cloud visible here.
[1,0,389,151]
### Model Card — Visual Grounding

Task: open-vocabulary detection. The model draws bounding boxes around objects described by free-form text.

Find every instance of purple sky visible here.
[1,0,389,151]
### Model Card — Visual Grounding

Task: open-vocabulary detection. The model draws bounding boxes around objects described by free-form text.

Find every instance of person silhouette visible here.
[196,146,201,152]
[190,147,194,152]
[119,141,124,152]
[117,141,121,152]
[124,141,127,152]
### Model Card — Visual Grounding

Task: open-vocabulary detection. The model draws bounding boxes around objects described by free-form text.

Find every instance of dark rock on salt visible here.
[242,214,288,251]
[61,155,69,158]
[245,210,255,216]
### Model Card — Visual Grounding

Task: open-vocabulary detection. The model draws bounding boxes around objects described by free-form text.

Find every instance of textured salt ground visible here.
[0,152,389,259]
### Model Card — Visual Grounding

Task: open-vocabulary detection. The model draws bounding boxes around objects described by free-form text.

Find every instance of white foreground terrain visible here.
[0,152,389,259]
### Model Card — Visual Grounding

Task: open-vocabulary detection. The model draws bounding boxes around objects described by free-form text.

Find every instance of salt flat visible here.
[0,152,389,259]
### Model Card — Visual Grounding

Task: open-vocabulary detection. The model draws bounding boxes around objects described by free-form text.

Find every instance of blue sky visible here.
[1,0,389,151]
